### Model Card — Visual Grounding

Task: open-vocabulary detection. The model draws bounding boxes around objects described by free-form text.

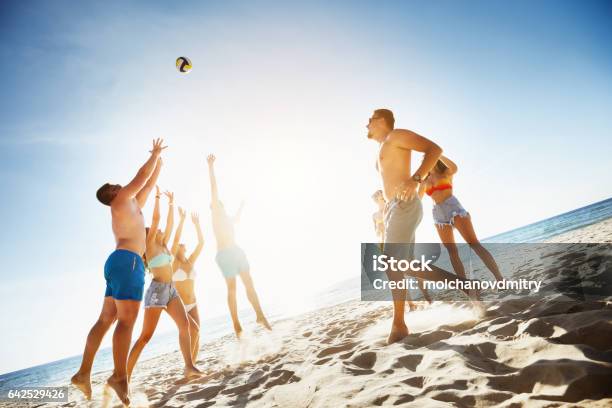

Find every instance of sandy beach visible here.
[33,219,612,408]
[546,218,612,243]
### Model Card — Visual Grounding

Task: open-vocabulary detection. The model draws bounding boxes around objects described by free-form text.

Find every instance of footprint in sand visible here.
[403,375,425,388]
[347,351,377,370]
[185,384,224,401]
[314,357,333,365]
[393,354,424,371]
[264,369,300,388]
[340,351,378,376]
[316,342,357,358]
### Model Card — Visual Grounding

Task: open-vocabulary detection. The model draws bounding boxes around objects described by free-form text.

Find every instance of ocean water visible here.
[1,196,611,392]
[484,197,612,243]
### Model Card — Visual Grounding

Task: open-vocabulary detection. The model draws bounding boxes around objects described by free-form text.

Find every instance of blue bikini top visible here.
[148,252,173,268]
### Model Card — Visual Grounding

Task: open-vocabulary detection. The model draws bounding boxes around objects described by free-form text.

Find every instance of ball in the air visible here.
[176,56,192,73]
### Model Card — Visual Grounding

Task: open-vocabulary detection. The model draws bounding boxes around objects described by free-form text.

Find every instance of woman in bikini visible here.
[171,209,204,362]
[127,187,202,380]
[418,156,503,281]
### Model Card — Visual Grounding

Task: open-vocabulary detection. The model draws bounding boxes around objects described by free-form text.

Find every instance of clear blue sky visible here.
[1,0,611,373]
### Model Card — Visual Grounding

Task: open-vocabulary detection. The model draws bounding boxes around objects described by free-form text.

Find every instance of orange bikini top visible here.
[425,177,452,196]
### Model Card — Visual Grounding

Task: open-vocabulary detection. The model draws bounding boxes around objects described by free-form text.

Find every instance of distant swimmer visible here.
[71,139,165,406]
[206,154,272,339]
[418,156,503,282]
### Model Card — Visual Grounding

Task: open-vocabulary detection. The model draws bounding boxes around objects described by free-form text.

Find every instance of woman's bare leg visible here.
[417,279,433,303]
[188,307,200,361]
[126,307,162,380]
[239,270,272,330]
[453,215,503,281]
[436,224,466,278]
[166,297,201,377]
[71,296,117,400]
[405,290,417,311]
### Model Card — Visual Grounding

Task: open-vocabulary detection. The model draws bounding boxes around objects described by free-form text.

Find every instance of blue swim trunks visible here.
[104,249,145,301]
[215,245,249,279]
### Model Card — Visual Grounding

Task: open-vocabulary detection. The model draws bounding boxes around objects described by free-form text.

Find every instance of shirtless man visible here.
[71,139,166,406]
[367,109,474,344]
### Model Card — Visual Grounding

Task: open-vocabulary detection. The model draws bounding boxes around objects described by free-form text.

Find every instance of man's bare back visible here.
[207,154,239,250]
[211,203,236,250]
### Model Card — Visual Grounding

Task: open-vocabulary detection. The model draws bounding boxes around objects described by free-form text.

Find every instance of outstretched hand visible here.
[163,190,174,204]
[191,212,200,225]
[206,154,216,166]
[178,207,186,219]
[150,138,167,156]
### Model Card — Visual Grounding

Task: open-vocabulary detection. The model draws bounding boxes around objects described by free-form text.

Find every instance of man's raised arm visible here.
[206,154,220,203]
[135,157,162,208]
[119,138,167,200]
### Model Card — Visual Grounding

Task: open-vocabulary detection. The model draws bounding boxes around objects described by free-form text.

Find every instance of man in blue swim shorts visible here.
[71,139,166,406]
[207,153,272,338]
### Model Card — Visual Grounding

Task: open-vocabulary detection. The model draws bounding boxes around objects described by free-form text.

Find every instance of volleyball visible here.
[176,56,192,73]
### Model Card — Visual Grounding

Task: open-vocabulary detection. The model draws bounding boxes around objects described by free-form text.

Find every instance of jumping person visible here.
[172,209,205,362]
[126,188,203,380]
[71,139,165,406]
[418,156,503,281]
[367,109,477,344]
[206,154,271,339]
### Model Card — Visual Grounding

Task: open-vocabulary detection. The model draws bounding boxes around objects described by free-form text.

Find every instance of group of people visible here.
[367,109,503,343]
[371,155,503,308]
[70,141,270,406]
[69,109,504,405]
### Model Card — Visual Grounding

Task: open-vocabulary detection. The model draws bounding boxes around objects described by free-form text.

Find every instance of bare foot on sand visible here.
[184,366,204,379]
[387,323,409,344]
[467,286,486,315]
[406,300,418,311]
[257,315,272,331]
[467,285,481,301]
[70,372,92,400]
[106,373,130,406]
[234,324,243,339]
